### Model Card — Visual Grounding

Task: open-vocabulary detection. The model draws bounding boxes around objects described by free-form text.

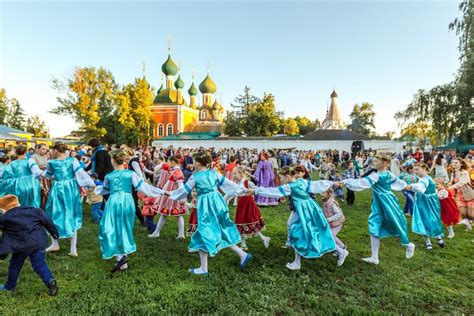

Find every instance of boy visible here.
[0,195,59,295]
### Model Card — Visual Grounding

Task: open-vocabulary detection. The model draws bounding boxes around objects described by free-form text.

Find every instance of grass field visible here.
[0,178,473,314]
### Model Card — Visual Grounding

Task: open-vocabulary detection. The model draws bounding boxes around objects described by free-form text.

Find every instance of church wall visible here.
[152,108,178,138]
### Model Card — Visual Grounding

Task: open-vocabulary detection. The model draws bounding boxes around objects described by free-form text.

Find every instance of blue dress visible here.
[411,176,443,238]
[344,171,410,245]
[171,170,242,256]
[1,158,41,208]
[45,157,91,238]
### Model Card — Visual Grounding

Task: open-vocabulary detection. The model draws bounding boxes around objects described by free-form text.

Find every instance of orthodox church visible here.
[320,90,345,129]
[151,47,225,139]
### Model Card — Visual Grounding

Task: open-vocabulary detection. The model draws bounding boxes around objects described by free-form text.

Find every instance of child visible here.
[0,195,59,295]
[333,170,345,201]
[183,164,194,183]
[250,166,348,270]
[138,192,157,234]
[185,189,198,237]
[167,151,251,276]
[319,159,328,180]
[435,178,471,238]
[342,162,358,205]
[95,150,164,272]
[321,188,346,252]
[341,154,415,265]
[232,166,270,250]
[156,162,170,189]
[399,164,418,215]
[225,156,237,179]
[87,172,104,223]
[405,163,445,250]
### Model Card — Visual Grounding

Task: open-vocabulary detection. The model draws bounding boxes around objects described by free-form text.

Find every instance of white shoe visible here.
[405,243,415,259]
[263,237,271,248]
[46,244,60,253]
[447,233,455,239]
[362,257,379,265]
[68,252,78,257]
[337,250,349,267]
[460,218,472,231]
[176,236,185,240]
[285,262,301,270]
[148,232,160,238]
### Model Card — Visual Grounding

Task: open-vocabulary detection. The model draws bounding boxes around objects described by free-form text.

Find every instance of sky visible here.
[0,0,461,137]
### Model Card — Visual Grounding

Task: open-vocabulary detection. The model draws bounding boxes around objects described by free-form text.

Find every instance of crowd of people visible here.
[0,140,473,295]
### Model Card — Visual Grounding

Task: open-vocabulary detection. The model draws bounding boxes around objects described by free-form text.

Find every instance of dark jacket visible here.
[86,148,114,180]
[0,207,59,255]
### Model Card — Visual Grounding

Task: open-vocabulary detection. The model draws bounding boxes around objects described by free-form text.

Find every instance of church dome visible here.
[199,75,217,94]
[212,100,221,111]
[174,75,185,89]
[188,82,198,96]
[331,90,338,98]
[157,83,164,94]
[161,54,178,76]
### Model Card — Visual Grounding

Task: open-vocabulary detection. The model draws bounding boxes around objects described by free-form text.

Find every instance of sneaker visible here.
[362,257,379,265]
[437,239,445,248]
[405,243,415,259]
[47,279,58,296]
[148,232,160,238]
[337,250,349,267]
[447,232,455,239]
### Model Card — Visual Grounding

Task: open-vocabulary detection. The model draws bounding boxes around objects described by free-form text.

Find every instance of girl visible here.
[138,192,158,234]
[250,166,348,270]
[167,151,251,276]
[448,158,474,221]
[185,189,198,237]
[1,146,43,208]
[254,152,278,206]
[44,143,95,257]
[399,165,418,215]
[435,178,472,238]
[31,143,50,209]
[149,156,187,239]
[96,150,164,272]
[431,153,449,183]
[341,155,415,265]
[224,156,237,179]
[232,166,270,250]
[405,163,445,250]
[156,162,170,189]
[321,188,346,252]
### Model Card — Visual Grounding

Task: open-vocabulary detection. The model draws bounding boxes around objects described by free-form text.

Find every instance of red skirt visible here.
[440,196,460,226]
[187,208,197,236]
[153,180,187,216]
[235,195,265,237]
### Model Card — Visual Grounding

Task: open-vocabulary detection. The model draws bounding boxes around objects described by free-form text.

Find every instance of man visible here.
[86,139,114,181]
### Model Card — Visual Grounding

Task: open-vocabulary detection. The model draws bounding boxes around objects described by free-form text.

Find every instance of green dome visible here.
[157,83,164,94]
[188,82,198,96]
[212,100,222,111]
[199,75,217,94]
[174,75,185,89]
[161,54,178,76]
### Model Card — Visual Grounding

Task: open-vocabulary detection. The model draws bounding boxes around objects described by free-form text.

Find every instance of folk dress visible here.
[235,179,266,237]
[255,178,336,258]
[437,189,461,226]
[186,199,198,236]
[169,169,244,256]
[45,157,94,238]
[1,158,43,208]
[254,160,278,206]
[96,169,163,259]
[153,166,187,216]
[410,176,444,238]
[343,171,410,245]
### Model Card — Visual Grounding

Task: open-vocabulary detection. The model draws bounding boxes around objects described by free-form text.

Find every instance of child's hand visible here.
[405,185,411,191]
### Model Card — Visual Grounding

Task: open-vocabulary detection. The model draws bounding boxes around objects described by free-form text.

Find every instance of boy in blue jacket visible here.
[0,195,59,296]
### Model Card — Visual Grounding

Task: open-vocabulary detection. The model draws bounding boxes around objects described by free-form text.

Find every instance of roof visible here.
[0,132,29,141]
[161,132,221,140]
[437,138,474,152]
[199,75,217,94]
[0,124,34,135]
[185,123,225,133]
[303,129,371,140]
[153,88,187,106]
[161,54,179,76]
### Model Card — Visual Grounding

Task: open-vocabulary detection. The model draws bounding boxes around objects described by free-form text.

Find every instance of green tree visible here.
[51,67,119,140]
[25,115,50,138]
[293,116,320,135]
[347,102,376,136]
[0,88,8,125]
[6,98,26,130]
[283,118,299,135]
[224,86,261,136]
[401,122,437,149]
[224,111,244,136]
[243,93,282,136]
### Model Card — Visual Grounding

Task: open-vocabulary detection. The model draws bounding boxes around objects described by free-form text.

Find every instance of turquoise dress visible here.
[170,170,242,256]
[344,171,410,245]
[256,178,336,258]
[45,157,92,238]
[411,176,443,238]
[1,158,41,208]
[98,169,163,259]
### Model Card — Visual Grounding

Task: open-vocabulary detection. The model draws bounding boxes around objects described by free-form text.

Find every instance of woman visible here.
[431,153,449,183]
[31,143,50,208]
[253,152,278,206]
[448,158,474,221]
[267,150,280,186]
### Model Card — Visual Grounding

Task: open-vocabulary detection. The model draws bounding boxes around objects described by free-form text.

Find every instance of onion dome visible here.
[157,83,164,94]
[331,90,338,98]
[174,75,185,89]
[161,54,178,76]
[212,100,222,111]
[199,75,217,94]
[188,82,198,96]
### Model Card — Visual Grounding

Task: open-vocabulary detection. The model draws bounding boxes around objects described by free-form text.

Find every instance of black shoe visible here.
[437,239,445,248]
[47,279,58,296]
[111,256,128,273]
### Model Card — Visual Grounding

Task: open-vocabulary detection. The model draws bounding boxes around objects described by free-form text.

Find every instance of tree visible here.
[5,98,26,130]
[283,118,299,135]
[224,111,244,136]
[230,86,261,115]
[384,131,395,140]
[293,116,320,135]
[224,86,262,136]
[51,67,119,140]
[25,115,50,138]
[401,122,437,150]
[0,88,8,125]
[347,102,376,136]
[243,93,282,137]
[116,76,154,145]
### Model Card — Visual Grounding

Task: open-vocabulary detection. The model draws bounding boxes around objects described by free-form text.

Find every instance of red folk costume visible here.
[138,192,157,217]
[235,180,266,237]
[153,167,187,216]
[438,188,461,226]
[156,163,170,189]
[186,199,197,236]
[225,163,237,180]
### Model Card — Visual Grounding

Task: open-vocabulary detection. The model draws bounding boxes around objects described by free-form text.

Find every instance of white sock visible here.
[257,232,267,240]
[241,238,247,248]
[152,215,167,236]
[46,237,59,251]
[291,250,302,266]
[423,235,432,246]
[369,236,380,261]
[70,231,78,254]
[447,225,454,235]
[177,216,184,238]
[191,251,208,274]
[229,245,247,263]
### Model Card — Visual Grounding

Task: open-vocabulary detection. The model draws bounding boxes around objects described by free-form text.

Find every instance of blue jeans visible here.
[402,190,415,215]
[5,249,54,291]
[144,216,156,233]
[91,202,103,222]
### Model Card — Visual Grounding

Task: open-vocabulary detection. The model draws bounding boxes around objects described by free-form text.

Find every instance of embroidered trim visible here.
[73,165,82,173]
[217,175,226,187]
[135,179,144,190]
[278,186,286,196]
[305,179,311,192]
[184,183,191,193]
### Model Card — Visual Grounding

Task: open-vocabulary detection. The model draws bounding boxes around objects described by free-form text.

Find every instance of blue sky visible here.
[0,0,461,137]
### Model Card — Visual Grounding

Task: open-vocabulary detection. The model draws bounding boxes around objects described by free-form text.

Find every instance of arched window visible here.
[157,124,164,137]
[200,110,208,120]
[166,123,173,136]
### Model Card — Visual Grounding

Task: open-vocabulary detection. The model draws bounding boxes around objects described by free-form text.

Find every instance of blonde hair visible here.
[110,149,130,165]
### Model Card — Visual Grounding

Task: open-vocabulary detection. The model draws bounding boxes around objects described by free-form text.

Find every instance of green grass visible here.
[1,177,473,314]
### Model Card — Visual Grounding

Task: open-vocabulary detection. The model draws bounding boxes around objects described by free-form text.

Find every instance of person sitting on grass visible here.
[0,194,59,296]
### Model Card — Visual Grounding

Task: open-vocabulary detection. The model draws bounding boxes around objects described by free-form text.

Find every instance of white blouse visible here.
[95,171,163,197]
[343,171,407,192]
[255,179,333,198]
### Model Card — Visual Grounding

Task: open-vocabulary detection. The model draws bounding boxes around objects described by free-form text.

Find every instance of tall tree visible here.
[283,118,299,135]
[51,67,119,139]
[25,115,50,137]
[0,88,8,125]
[224,111,244,136]
[347,102,376,136]
[293,116,320,135]
[243,93,282,137]
[6,98,26,130]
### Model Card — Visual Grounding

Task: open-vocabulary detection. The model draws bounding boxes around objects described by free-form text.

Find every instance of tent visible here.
[437,138,474,153]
